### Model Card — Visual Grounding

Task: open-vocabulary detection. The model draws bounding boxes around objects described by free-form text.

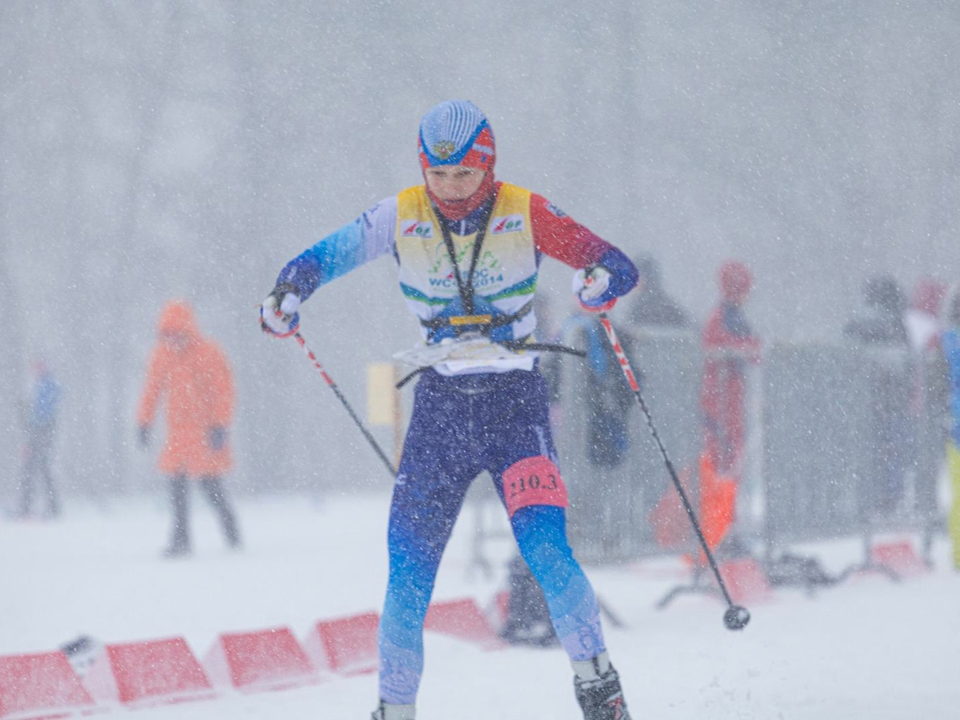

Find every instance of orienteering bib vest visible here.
[395,183,538,343]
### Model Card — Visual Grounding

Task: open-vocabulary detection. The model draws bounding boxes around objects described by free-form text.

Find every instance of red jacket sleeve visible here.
[529,193,615,268]
[205,343,235,427]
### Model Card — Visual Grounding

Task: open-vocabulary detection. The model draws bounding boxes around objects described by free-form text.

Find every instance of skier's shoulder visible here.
[519,188,580,227]
[358,195,398,226]
[496,180,532,200]
[397,184,427,204]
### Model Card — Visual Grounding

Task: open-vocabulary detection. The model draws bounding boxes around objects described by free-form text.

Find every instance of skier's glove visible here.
[260,283,301,338]
[573,266,617,312]
[208,425,227,451]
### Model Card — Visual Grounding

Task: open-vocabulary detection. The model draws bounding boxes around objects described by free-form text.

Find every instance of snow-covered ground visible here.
[2,491,958,719]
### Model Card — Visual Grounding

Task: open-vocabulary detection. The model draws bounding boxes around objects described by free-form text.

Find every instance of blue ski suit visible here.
[274,184,637,704]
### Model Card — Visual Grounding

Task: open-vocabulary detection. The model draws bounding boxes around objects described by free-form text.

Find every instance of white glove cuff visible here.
[280,293,300,315]
[573,267,612,302]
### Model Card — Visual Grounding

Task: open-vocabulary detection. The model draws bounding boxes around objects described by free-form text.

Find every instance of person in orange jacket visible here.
[137,300,241,557]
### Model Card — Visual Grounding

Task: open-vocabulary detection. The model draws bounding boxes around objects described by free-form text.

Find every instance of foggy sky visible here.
[1,0,958,496]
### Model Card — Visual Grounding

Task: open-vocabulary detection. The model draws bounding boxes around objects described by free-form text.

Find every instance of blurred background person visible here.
[843,275,912,516]
[905,278,947,354]
[905,277,950,557]
[567,304,636,472]
[137,300,241,558]
[699,261,761,556]
[13,359,62,519]
[626,254,692,330]
[942,287,960,572]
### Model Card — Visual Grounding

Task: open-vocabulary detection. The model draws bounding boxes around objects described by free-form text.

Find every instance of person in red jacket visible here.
[137,300,241,557]
[700,262,760,553]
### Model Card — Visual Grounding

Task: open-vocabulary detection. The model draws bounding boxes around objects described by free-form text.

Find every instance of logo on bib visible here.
[491,215,524,235]
[401,221,434,239]
[545,202,567,218]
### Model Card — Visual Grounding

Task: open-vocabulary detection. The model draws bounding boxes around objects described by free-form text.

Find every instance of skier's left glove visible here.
[573,266,617,312]
[260,283,301,338]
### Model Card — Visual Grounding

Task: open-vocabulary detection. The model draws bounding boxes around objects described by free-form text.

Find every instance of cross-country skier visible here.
[260,100,639,720]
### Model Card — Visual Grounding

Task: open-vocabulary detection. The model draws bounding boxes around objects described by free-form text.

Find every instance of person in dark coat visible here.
[627,254,692,329]
[843,275,913,516]
[843,275,910,345]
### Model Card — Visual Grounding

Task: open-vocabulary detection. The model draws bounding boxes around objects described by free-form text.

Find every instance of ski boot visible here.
[573,655,632,720]
[370,701,415,720]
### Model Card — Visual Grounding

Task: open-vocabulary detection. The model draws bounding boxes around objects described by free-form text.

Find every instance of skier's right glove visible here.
[573,266,617,312]
[137,424,150,450]
[260,283,301,338]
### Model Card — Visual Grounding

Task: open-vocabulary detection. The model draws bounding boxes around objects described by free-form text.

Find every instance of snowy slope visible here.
[2,492,958,719]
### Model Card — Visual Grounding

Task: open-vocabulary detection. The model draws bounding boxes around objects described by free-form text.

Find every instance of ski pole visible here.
[293,330,398,478]
[597,312,750,631]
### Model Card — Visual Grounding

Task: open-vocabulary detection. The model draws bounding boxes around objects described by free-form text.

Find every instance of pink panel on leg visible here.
[502,456,568,517]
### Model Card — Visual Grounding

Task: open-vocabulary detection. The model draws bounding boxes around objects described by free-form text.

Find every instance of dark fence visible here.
[555,324,704,564]
[462,324,947,594]
[547,327,944,574]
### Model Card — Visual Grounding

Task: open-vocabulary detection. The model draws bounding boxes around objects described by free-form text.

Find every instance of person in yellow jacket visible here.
[942,288,960,570]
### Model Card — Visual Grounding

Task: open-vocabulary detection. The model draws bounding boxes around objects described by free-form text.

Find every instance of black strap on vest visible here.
[439,197,496,315]
[419,299,534,333]
[423,194,539,340]
[394,337,587,389]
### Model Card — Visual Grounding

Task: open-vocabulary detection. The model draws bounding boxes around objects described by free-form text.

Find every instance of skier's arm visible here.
[137,348,168,430]
[204,345,234,451]
[261,198,397,336]
[209,346,235,428]
[275,197,398,302]
[530,194,638,306]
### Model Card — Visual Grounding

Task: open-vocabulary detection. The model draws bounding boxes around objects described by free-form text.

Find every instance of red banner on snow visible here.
[0,651,93,718]
[82,637,213,706]
[303,612,379,676]
[204,627,317,691]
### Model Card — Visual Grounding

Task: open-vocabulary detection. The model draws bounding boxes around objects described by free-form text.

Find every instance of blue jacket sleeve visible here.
[945,332,960,387]
[275,197,397,301]
[944,331,960,441]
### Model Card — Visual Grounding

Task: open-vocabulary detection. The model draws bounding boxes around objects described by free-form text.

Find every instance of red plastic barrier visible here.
[204,627,317,691]
[0,651,93,718]
[719,558,772,604]
[83,637,213,706]
[872,540,927,578]
[303,612,379,676]
[425,598,503,650]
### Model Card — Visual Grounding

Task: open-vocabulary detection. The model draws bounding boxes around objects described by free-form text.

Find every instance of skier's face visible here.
[424,165,486,204]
